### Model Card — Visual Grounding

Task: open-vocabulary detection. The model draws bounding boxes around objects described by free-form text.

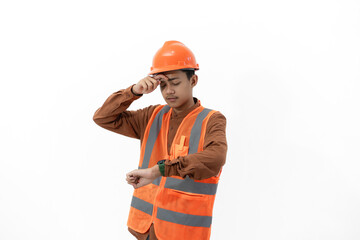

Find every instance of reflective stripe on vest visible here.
[164,108,218,195]
[157,207,212,228]
[188,108,212,154]
[131,196,153,216]
[152,176,162,186]
[140,105,171,169]
[164,176,218,195]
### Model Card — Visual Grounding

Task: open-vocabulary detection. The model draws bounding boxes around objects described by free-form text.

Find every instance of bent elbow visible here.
[92,109,101,125]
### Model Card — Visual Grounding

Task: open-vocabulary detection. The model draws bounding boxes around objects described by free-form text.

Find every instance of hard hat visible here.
[149,40,199,75]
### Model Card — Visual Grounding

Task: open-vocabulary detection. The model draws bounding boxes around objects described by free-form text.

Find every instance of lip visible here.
[166,97,177,102]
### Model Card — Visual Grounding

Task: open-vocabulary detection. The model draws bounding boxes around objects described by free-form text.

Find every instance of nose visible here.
[166,84,175,95]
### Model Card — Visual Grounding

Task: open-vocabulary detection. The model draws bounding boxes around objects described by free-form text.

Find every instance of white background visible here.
[1,0,359,239]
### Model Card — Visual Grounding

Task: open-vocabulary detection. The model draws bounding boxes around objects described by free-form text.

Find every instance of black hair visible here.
[181,69,195,80]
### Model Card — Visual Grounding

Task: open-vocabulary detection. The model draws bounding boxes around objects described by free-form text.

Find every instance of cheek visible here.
[180,84,191,94]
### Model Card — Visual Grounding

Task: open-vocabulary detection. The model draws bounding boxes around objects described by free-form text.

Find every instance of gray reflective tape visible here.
[165,176,218,195]
[152,176,162,186]
[157,207,212,228]
[188,108,212,154]
[130,196,153,216]
[141,105,171,169]
[163,108,217,195]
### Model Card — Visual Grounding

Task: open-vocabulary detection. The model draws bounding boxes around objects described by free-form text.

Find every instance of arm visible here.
[93,85,145,139]
[125,112,227,189]
[93,75,167,139]
[164,112,227,180]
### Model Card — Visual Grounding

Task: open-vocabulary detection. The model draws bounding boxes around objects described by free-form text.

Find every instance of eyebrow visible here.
[159,77,178,82]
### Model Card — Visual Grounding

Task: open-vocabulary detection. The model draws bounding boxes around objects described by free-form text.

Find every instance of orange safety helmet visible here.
[149,40,199,75]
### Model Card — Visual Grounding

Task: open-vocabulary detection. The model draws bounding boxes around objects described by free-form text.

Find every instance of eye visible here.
[172,82,180,86]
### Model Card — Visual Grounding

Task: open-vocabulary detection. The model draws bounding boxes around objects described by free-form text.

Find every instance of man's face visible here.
[157,70,196,110]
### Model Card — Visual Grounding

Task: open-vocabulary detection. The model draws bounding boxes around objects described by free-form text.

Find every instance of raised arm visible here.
[93,75,167,139]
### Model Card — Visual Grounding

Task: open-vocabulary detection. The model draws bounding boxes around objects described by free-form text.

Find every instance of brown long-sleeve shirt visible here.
[93,85,227,180]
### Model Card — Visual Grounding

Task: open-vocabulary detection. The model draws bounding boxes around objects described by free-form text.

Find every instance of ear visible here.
[190,75,198,87]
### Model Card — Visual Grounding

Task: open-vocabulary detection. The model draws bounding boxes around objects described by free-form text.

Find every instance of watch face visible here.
[157,160,165,165]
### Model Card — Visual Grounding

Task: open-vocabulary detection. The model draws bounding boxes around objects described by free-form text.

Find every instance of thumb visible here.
[126,170,137,178]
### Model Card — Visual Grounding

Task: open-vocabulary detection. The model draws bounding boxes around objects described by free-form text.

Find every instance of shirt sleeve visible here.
[92,85,158,140]
[163,112,227,180]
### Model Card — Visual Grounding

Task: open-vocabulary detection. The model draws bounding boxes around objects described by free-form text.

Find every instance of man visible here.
[93,40,227,240]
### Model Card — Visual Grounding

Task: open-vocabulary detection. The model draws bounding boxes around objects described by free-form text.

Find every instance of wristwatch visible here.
[157,160,166,176]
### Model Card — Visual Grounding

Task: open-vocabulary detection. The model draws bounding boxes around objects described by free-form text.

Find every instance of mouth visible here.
[166,97,178,102]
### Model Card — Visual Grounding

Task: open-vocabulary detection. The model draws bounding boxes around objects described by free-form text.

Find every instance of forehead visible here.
[160,70,186,79]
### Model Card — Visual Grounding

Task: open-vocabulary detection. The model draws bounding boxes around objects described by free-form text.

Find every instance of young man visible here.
[93,41,227,240]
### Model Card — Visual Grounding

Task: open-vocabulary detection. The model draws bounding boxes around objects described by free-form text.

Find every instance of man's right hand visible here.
[132,74,168,95]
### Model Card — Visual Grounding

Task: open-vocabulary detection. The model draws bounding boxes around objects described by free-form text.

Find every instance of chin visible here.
[165,101,176,107]
[165,100,180,108]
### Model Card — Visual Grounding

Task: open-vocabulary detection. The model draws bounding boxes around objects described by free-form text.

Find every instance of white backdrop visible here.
[1,0,359,239]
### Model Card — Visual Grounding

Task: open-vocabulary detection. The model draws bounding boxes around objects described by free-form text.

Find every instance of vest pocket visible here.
[159,188,212,216]
[174,144,189,159]
[170,188,204,198]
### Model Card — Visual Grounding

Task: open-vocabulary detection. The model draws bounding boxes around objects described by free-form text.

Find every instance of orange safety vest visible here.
[127,103,221,240]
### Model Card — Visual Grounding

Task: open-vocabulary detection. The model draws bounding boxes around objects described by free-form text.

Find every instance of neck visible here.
[172,97,195,115]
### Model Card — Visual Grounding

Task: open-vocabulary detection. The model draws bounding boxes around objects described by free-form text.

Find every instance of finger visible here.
[141,80,152,93]
[126,173,137,183]
[127,178,138,185]
[153,76,164,83]
[154,78,166,88]
[137,81,147,94]
[140,81,147,93]
[126,176,132,182]
[126,175,137,181]
[148,77,159,86]
[145,78,155,91]
[147,78,159,92]
[154,73,168,81]
[148,78,160,90]
[130,178,138,183]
